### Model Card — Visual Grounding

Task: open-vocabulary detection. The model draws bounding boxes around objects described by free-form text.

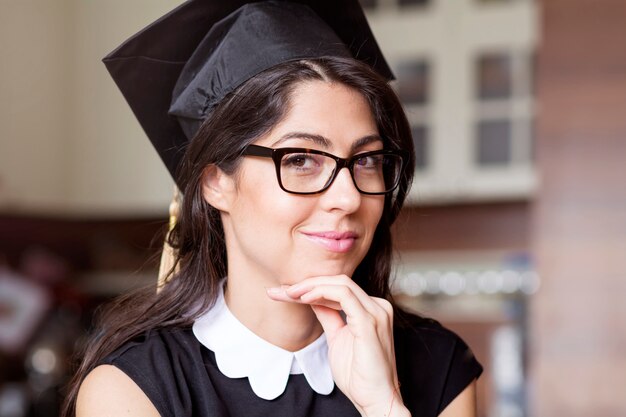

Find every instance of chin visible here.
[295,262,358,281]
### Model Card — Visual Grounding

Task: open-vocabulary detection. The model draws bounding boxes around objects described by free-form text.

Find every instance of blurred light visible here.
[0,384,27,417]
[520,271,540,294]
[424,270,441,294]
[31,347,57,375]
[501,270,521,294]
[395,268,540,297]
[492,325,524,417]
[403,272,425,296]
[479,270,502,294]
[464,271,480,295]
[441,272,465,296]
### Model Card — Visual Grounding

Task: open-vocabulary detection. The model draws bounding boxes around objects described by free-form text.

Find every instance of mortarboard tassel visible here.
[157,186,181,292]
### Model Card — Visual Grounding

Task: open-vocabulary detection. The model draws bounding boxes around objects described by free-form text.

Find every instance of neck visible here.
[224,274,323,352]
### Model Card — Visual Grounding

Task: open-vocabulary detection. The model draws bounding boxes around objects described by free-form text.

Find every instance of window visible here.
[476,120,512,165]
[412,126,429,169]
[477,53,512,100]
[474,51,534,172]
[396,58,431,172]
[365,0,538,203]
[397,60,430,105]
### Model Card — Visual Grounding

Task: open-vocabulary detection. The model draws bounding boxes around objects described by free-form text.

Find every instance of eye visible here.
[281,153,325,174]
[354,154,383,169]
[283,153,313,167]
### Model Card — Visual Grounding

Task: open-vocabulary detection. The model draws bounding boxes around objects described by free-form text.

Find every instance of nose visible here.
[319,166,361,213]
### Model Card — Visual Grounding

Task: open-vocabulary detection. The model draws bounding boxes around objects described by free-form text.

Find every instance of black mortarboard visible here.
[103,0,393,186]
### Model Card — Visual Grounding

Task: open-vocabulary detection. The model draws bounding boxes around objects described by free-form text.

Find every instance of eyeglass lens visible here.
[279,152,402,194]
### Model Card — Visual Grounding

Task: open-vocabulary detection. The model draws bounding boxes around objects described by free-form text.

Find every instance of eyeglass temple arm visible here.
[242,144,274,157]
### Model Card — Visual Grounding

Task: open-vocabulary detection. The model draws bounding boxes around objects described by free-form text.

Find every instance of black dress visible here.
[102,311,482,417]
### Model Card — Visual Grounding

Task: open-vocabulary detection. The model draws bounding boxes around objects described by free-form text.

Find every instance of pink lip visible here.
[302,231,358,253]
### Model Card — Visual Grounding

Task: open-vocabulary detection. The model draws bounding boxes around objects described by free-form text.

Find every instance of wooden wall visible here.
[395,202,531,251]
[531,0,626,415]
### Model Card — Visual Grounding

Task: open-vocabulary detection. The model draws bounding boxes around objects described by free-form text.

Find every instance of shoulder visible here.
[393,308,482,417]
[94,327,201,416]
[104,326,198,365]
[394,308,472,359]
[101,326,200,387]
[102,325,201,377]
[77,365,160,417]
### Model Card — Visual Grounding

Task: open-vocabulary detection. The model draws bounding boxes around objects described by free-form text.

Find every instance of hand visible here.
[267,276,410,417]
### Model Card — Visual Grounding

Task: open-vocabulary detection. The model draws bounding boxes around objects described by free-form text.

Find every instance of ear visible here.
[201,165,236,212]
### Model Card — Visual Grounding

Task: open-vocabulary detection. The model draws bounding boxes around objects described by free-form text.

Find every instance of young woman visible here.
[64,2,482,416]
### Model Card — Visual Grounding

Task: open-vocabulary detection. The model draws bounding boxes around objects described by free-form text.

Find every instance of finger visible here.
[371,297,394,328]
[286,276,380,315]
[300,285,392,323]
[266,286,351,315]
[298,285,380,337]
[302,298,343,311]
[265,286,303,303]
[266,287,346,340]
[310,305,344,337]
[371,297,394,315]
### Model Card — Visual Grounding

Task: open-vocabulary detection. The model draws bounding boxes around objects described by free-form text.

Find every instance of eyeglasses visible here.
[241,144,406,195]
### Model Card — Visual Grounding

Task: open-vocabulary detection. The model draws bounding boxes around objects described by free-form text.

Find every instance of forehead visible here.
[255,80,380,151]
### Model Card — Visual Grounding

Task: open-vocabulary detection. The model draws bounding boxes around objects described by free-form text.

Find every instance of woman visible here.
[65,2,482,416]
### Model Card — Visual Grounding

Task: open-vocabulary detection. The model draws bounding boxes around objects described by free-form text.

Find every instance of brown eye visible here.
[281,153,326,176]
[355,154,382,169]
[283,154,309,168]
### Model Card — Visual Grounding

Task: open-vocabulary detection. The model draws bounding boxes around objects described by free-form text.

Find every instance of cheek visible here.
[360,198,385,251]
[233,164,311,231]
[364,196,385,228]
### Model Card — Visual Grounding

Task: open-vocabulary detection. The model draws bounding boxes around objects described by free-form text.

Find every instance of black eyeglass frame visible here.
[241,144,408,195]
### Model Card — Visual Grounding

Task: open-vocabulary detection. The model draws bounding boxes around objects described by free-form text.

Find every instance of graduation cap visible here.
[103,0,393,187]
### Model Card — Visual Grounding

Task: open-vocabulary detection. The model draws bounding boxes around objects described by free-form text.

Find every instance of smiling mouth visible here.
[301,231,358,253]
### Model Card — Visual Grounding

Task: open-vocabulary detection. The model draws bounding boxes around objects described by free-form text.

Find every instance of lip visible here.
[301,230,358,253]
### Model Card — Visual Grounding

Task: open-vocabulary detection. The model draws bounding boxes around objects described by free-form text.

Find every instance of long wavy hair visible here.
[62,56,414,416]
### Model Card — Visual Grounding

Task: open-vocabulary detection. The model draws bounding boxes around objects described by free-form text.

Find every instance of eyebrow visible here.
[271,132,383,152]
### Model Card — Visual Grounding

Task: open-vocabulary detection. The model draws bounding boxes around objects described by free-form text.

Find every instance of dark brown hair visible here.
[62,56,414,416]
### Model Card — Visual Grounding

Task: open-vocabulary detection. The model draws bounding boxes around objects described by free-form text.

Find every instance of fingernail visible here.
[266,287,282,295]
[286,284,298,292]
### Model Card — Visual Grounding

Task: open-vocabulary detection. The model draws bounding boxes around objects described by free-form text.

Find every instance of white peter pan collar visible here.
[192,287,334,400]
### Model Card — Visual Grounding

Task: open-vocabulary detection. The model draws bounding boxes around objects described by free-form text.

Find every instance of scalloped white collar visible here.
[192,286,334,400]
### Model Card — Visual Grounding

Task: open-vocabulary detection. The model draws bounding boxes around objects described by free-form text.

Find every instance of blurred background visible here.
[0,0,625,416]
